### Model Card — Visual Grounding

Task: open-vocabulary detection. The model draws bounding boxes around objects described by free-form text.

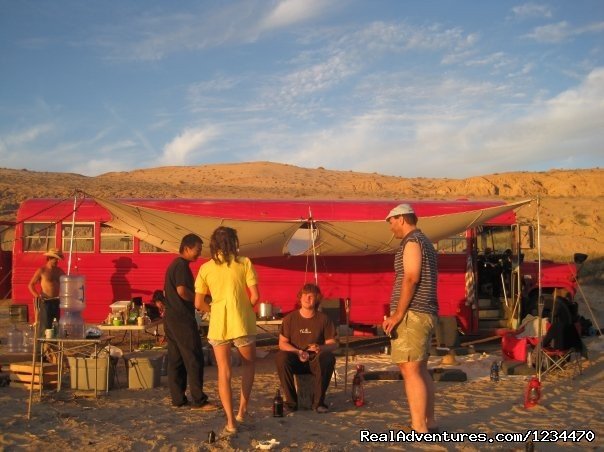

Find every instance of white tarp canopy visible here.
[91,196,531,258]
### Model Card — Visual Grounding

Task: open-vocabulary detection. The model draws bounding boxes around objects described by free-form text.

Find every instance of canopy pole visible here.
[309,208,318,285]
[67,192,78,275]
[535,197,544,381]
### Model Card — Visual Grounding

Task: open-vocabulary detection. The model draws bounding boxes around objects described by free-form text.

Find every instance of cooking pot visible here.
[259,302,273,319]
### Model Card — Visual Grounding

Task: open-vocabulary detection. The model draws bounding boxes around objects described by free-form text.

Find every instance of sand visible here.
[1,285,602,451]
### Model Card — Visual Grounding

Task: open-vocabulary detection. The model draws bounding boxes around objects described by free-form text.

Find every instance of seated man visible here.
[275,283,337,413]
[542,295,586,357]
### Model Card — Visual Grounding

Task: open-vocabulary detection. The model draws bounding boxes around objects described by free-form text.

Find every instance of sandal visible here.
[222,426,237,437]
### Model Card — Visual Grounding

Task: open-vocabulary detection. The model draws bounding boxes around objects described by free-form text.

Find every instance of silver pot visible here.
[259,302,273,319]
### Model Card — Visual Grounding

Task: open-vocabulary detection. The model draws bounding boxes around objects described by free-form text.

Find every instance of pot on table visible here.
[258,302,273,319]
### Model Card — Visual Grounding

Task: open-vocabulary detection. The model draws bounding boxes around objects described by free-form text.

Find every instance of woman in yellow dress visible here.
[194,226,259,435]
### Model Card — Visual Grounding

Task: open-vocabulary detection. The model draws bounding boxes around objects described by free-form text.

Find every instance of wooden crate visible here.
[9,362,58,390]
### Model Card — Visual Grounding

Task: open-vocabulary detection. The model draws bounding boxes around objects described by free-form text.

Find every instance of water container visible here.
[60,275,86,312]
[22,324,35,353]
[7,325,24,353]
[59,311,85,339]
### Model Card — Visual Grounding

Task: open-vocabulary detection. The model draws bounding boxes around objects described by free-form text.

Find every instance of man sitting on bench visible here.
[275,283,337,413]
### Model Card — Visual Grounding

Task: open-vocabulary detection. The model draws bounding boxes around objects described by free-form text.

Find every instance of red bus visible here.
[11,197,580,336]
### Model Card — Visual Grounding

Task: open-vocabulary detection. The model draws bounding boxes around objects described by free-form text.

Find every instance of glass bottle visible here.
[351,364,365,407]
[273,388,284,417]
[52,317,59,338]
[490,361,500,382]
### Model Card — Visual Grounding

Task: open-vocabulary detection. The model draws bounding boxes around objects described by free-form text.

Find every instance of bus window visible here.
[140,240,170,253]
[100,224,133,252]
[63,223,94,253]
[477,226,513,254]
[24,222,56,252]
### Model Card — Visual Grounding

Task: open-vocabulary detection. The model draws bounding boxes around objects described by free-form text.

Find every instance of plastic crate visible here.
[126,351,164,389]
[67,356,114,391]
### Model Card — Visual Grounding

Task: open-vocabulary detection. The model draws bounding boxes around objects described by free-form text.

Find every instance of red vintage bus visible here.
[10,197,580,336]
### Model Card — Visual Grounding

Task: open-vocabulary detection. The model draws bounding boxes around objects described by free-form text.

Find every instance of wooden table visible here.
[255,319,282,337]
[98,319,163,352]
[198,319,282,339]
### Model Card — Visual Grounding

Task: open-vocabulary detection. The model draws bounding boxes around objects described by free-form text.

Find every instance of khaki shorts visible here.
[391,310,437,363]
[208,335,255,348]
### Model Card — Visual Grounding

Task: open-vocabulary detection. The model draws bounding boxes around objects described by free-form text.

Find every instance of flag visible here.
[465,253,477,308]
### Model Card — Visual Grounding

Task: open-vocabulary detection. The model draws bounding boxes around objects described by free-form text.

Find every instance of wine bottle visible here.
[273,388,284,417]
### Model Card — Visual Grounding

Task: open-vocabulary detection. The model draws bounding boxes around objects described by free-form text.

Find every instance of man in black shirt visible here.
[164,233,216,410]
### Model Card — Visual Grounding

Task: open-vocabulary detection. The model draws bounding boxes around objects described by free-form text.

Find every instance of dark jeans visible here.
[165,319,207,406]
[275,350,335,410]
[38,297,60,335]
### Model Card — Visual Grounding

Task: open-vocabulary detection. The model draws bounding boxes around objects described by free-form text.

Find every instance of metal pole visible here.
[67,192,78,275]
[27,298,40,419]
[308,208,318,285]
[535,197,544,381]
[343,298,350,394]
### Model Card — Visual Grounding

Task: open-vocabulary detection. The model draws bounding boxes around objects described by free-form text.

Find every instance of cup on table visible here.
[44,328,54,339]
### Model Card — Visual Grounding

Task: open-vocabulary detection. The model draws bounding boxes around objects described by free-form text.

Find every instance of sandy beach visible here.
[1,285,602,451]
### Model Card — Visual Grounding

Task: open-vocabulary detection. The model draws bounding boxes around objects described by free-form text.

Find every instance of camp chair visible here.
[540,346,582,379]
[538,299,585,380]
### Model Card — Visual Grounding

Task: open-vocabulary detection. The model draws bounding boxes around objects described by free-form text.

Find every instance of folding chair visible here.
[540,346,582,379]
[538,299,585,380]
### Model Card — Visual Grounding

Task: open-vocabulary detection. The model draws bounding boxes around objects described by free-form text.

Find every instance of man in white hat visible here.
[28,248,65,334]
[382,204,439,433]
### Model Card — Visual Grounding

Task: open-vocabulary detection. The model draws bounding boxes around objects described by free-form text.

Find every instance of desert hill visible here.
[0,163,602,272]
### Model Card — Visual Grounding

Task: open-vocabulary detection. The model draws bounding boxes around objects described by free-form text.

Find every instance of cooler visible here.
[67,356,115,391]
[126,351,164,389]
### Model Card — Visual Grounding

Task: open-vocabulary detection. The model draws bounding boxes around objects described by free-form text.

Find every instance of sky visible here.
[1,1,603,178]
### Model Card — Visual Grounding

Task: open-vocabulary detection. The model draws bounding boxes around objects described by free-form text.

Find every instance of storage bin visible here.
[126,351,164,389]
[67,356,115,391]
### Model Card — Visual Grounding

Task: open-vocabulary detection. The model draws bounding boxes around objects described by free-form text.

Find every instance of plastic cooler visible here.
[126,351,165,389]
[67,356,115,391]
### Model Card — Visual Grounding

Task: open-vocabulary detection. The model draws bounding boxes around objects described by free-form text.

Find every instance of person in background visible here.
[275,283,337,413]
[151,289,166,318]
[163,234,217,411]
[195,226,259,436]
[382,204,439,433]
[28,248,65,334]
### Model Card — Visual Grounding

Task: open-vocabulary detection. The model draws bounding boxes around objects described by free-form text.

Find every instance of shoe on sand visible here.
[191,401,220,411]
[222,426,237,437]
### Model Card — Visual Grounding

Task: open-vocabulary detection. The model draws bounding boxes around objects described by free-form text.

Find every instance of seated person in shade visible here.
[275,283,337,413]
[151,289,166,318]
[542,293,586,357]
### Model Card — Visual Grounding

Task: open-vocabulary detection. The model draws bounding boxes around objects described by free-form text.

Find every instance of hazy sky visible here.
[1,1,603,177]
